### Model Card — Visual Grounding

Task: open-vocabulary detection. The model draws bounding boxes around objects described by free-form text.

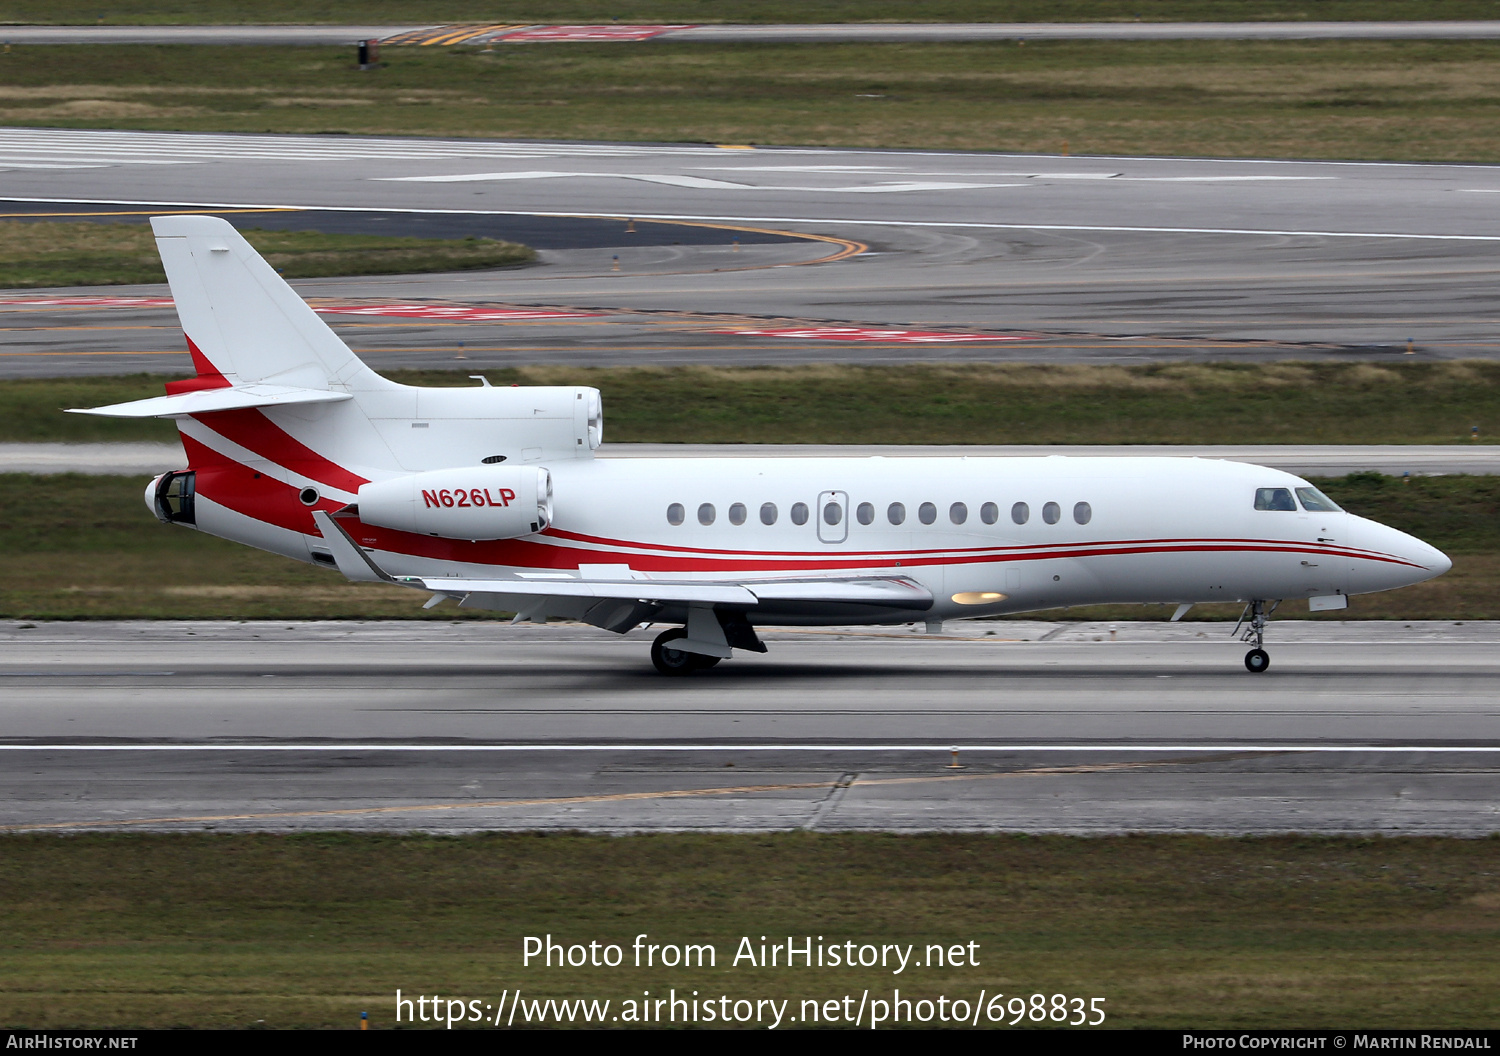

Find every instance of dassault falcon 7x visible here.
[75,217,1450,675]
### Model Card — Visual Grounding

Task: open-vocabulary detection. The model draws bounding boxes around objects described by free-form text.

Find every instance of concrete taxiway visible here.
[1,620,1495,835]
[2,129,1500,374]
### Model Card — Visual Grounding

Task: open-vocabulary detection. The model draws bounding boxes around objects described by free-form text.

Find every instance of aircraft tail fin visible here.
[150,214,393,392]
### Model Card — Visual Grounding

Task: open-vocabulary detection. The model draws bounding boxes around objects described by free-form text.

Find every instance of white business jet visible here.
[74,217,1450,675]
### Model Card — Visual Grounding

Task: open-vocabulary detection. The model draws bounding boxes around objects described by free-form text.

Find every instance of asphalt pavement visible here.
[7,442,1500,477]
[0,620,1494,834]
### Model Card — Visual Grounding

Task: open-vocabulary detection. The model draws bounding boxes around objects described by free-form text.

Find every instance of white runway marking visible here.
[378,170,1017,192]
[1,745,1494,753]
[699,167,1336,183]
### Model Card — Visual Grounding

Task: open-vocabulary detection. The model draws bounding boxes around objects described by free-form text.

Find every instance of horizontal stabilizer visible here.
[68,384,352,419]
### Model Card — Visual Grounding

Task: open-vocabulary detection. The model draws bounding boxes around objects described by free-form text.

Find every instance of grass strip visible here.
[0,472,1493,621]
[1,40,1499,160]
[7,364,1499,447]
[9,2,1499,26]
[0,221,533,288]
[0,833,1495,1029]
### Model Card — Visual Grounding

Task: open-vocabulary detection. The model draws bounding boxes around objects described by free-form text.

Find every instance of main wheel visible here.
[651,628,697,676]
[689,653,722,670]
[1244,648,1270,673]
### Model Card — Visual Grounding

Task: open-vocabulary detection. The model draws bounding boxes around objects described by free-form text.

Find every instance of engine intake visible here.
[357,466,552,539]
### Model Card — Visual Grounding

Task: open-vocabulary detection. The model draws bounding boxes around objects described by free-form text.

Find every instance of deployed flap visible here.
[69,384,352,419]
[149,215,393,391]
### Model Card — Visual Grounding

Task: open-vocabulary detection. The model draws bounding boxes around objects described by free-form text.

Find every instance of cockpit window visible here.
[1254,487,1297,512]
[1296,486,1342,513]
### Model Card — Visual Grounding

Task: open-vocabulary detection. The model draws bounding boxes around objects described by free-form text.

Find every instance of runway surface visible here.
[7,442,1500,477]
[1,620,1495,835]
[6,22,1500,46]
[2,128,1499,374]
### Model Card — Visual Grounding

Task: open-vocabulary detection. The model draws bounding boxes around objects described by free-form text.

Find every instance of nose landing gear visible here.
[1235,599,1280,673]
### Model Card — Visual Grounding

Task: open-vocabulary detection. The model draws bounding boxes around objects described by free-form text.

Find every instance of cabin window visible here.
[760,502,778,525]
[790,502,809,525]
[856,502,875,525]
[667,503,685,525]
[1296,486,1342,513]
[1011,501,1029,525]
[698,503,716,525]
[1255,488,1297,512]
[980,501,998,525]
[1042,501,1061,524]
[1073,501,1092,525]
[918,502,937,525]
[887,502,906,525]
[949,502,968,525]
[728,502,747,525]
[823,501,843,526]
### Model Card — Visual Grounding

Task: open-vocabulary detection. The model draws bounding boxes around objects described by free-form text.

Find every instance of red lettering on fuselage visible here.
[421,489,440,508]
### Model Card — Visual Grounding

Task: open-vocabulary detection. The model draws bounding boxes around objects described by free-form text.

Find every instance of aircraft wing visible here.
[311,512,933,622]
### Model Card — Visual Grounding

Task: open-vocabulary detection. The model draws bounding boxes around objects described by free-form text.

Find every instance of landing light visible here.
[952,592,1006,605]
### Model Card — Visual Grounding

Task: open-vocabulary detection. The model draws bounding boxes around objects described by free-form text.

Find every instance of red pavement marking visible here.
[313,304,599,321]
[0,297,598,321]
[711,327,1032,344]
[495,25,694,41]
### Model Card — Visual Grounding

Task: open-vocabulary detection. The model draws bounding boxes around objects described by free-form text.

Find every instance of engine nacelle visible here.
[357,466,552,540]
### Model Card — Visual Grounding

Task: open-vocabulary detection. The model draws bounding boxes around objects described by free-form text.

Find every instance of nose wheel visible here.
[1234,599,1279,674]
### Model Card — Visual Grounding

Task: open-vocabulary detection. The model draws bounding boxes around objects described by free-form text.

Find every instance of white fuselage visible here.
[189,450,1449,625]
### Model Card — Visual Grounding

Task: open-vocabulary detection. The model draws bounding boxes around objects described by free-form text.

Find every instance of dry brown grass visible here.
[3,40,1500,160]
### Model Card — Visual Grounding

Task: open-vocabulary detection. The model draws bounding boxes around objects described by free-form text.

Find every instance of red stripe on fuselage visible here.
[174,443,1427,574]
[543,526,1412,566]
[182,433,347,533]
[189,408,369,494]
[341,519,1426,573]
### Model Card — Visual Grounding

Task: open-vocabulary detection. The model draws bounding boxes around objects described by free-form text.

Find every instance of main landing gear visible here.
[650,628,721,675]
[1235,599,1280,673]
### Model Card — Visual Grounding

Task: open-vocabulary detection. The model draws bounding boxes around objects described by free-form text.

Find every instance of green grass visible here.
[2,39,1500,160]
[0,471,1495,621]
[0,220,534,288]
[0,833,1495,1029]
[8,2,1498,25]
[9,363,1500,446]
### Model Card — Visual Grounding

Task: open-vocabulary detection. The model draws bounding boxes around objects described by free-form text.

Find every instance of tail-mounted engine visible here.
[146,470,197,526]
[356,466,552,540]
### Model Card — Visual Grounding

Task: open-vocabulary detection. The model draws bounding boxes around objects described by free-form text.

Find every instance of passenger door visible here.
[816,490,849,544]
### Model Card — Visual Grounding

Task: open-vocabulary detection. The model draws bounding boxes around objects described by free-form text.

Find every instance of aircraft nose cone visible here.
[1421,541,1453,579]
[1350,515,1450,591]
